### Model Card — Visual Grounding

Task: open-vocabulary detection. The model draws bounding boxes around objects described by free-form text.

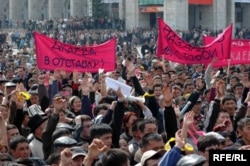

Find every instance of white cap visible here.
[135,150,165,166]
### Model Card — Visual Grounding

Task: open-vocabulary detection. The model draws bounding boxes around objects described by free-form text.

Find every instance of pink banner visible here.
[157,18,232,64]
[34,32,116,72]
[204,36,250,67]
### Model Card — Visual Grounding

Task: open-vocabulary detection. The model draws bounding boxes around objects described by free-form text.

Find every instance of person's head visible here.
[29,92,40,105]
[237,118,250,145]
[162,72,171,84]
[172,84,182,98]
[93,104,109,117]
[46,152,60,166]
[78,115,92,138]
[219,131,233,147]
[232,82,243,96]
[154,66,164,76]
[90,123,113,149]
[216,110,230,125]
[53,136,77,153]
[153,76,163,85]
[153,84,163,100]
[28,114,47,139]
[17,67,26,78]
[197,135,220,163]
[221,95,236,115]
[119,138,129,154]
[138,118,158,139]
[68,96,82,113]
[5,82,16,95]
[101,148,129,166]
[183,83,195,94]
[52,128,72,143]
[71,147,87,166]
[60,84,73,99]
[9,135,30,159]
[122,111,138,133]
[141,133,164,153]
[140,150,165,166]
[229,76,240,88]
[195,64,204,73]
[0,104,9,121]
[6,124,20,143]
[203,89,211,101]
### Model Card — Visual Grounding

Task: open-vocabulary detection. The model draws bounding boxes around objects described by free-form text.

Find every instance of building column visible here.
[9,0,28,23]
[227,0,235,37]
[28,0,43,20]
[242,3,250,28]
[125,0,139,29]
[213,0,227,31]
[70,0,85,18]
[48,0,64,19]
[164,0,188,30]
[119,0,125,19]
[0,0,9,22]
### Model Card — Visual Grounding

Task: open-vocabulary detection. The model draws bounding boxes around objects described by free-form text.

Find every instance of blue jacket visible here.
[159,146,182,166]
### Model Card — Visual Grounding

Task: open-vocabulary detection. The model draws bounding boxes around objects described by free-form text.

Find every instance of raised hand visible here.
[143,73,154,89]
[53,69,61,80]
[60,69,67,79]
[175,129,186,149]
[183,111,194,127]
[162,84,173,106]
[115,87,125,101]
[72,70,80,83]
[87,139,108,160]
[59,148,73,166]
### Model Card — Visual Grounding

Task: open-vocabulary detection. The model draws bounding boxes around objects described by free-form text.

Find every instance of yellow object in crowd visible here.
[164,137,194,152]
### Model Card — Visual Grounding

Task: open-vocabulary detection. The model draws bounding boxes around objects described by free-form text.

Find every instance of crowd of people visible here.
[0,17,250,166]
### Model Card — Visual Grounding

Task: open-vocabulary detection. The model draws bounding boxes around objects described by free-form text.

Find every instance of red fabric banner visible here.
[34,32,116,72]
[204,36,250,67]
[157,18,232,64]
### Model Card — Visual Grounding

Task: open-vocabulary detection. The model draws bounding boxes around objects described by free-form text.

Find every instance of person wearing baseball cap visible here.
[135,149,165,166]
[71,146,87,166]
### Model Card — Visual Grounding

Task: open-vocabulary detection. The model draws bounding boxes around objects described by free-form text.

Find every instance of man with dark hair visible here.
[73,115,92,144]
[6,124,20,143]
[90,123,113,150]
[138,118,158,139]
[135,132,164,164]
[9,135,31,160]
[197,135,220,166]
[101,148,129,166]
[140,133,164,153]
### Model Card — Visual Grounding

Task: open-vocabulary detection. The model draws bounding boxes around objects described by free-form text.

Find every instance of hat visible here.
[54,136,77,148]
[136,150,165,166]
[28,104,46,117]
[61,84,72,90]
[28,114,47,132]
[195,97,202,104]
[0,90,4,95]
[56,123,75,131]
[0,79,8,84]
[205,132,225,142]
[4,82,16,87]
[71,147,87,159]
[177,154,206,166]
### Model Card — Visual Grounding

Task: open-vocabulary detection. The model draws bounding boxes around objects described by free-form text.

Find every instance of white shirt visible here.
[29,137,44,159]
